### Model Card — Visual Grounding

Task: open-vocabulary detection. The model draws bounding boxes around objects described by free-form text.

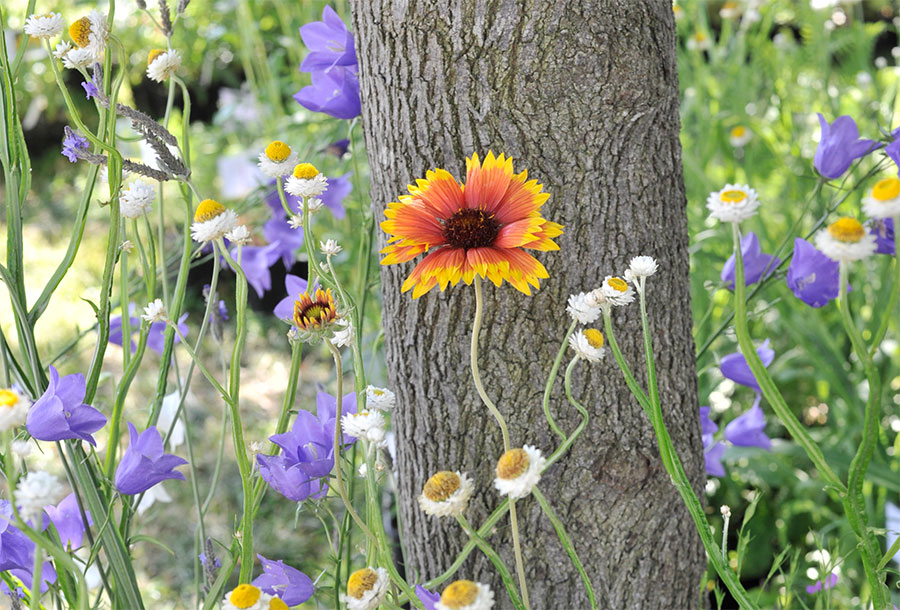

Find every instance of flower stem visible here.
[541,319,577,442]
[455,515,527,610]
[470,276,510,450]
[868,214,900,355]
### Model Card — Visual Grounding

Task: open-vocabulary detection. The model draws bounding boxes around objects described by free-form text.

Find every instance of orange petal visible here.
[410,168,465,218]
[493,217,545,248]
[464,151,515,213]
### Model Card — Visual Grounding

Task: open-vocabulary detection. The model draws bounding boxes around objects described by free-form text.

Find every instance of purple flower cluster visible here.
[806,572,838,595]
[294,6,360,119]
[26,366,107,446]
[61,127,89,163]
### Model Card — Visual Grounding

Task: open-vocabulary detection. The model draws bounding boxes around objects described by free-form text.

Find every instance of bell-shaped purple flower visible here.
[26,366,107,446]
[720,340,774,391]
[325,138,350,158]
[786,238,841,308]
[813,114,878,179]
[320,173,352,219]
[114,423,187,495]
[0,501,57,593]
[294,67,361,120]
[110,304,188,354]
[43,493,92,551]
[299,6,357,72]
[147,314,188,355]
[415,585,441,610]
[721,231,781,289]
[231,242,282,298]
[724,401,771,449]
[252,554,315,606]
[700,407,725,477]
[274,274,310,322]
[871,218,895,255]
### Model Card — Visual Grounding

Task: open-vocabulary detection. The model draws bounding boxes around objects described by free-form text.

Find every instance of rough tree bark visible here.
[349,1,706,607]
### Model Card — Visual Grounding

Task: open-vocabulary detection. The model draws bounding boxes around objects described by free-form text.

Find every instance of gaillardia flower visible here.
[294,287,339,331]
[380,152,563,298]
[436,580,495,610]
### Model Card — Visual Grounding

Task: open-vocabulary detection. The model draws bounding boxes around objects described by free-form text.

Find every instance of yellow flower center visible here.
[347,568,378,599]
[872,177,900,202]
[496,448,529,480]
[693,32,707,42]
[293,288,338,330]
[606,277,628,293]
[268,599,289,610]
[147,49,165,65]
[730,126,745,138]
[583,329,604,349]
[422,471,461,502]
[722,1,739,10]
[265,141,292,163]
[372,388,385,396]
[440,581,479,609]
[292,163,319,179]
[720,189,747,203]
[229,584,261,609]
[0,389,19,408]
[69,17,91,47]
[827,217,864,243]
[194,199,226,222]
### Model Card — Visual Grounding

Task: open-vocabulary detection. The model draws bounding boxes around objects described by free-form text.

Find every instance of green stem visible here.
[868,214,900,355]
[545,358,589,468]
[470,276,510,449]
[541,319,577,441]
[455,515,527,610]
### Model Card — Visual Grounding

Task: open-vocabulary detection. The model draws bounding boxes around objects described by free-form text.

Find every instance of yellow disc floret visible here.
[292,163,319,179]
[347,568,378,599]
[229,584,261,609]
[827,217,865,243]
[440,580,480,609]
[0,389,19,408]
[69,17,91,47]
[606,277,628,293]
[583,328,604,349]
[720,189,748,203]
[194,199,226,223]
[422,471,461,502]
[147,49,165,65]
[293,288,338,330]
[268,599,289,610]
[872,177,900,202]
[265,141,292,163]
[496,448,529,480]
[730,126,745,138]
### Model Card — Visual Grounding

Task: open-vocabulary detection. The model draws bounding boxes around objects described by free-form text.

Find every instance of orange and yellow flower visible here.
[380,152,563,298]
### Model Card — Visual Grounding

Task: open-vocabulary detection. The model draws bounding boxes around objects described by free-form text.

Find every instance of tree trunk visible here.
[349,1,706,607]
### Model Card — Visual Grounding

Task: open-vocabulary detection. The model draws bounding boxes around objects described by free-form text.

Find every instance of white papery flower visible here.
[729,125,752,147]
[69,10,109,60]
[24,13,65,39]
[627,255,658,280]
[342,567,389,610]
[146,49,182,82]
[257,141,298,178]
[598,275,635,307]
[11,440,33,457]
[16,471,64,522]
[493,445,546,499]
[142,298,168,323]
[221,584,274,610]
[157,391,185,450]
[686,31,712,51]
[320,239,342,256]
[120,180,155,218]
[341,410,386,444]
[706,184,760,223]
[331,318,353,348]
[568,329,605,363]
[306,197,324,213]
[190,200,238,243]
[814,217,877,264]
[287,215,303,230]
[861,177,900,219]
[285,166,328,198]
[436,581,496,610]
[0,387,31,432]
[566,291,602,324]
[418,471,474,518]
[225,225,252,246]
[365,386,395,411]
[62,46,94,69]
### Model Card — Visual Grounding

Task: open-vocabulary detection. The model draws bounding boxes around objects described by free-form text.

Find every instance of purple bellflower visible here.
[26,366,107,445]
[724,399,772,450]
[325,138,350,158]
[806,572,838,594]
[295,6,360,120]
[114,423,187,495]
[0,501,57,593]
[786,238,842,308]
[231,242,282,298]
[294,68,361,120]
[415,585,441,610]
[43,493,92,551]
[257,391,356,502]
[814,114,878,179]
[299,6,357,71]
[274,274,310,322]
[110,303,187,354]
[720,339,774,392]
[721,231,780,289]
[871,218,895,255]
[264,187,305,267]
[700,407,725,477]
[61,127,89,163]
[252,554,315,606]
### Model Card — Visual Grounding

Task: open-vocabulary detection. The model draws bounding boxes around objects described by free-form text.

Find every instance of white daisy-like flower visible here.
[342,567,389,610]
[257,141,299,178]
[69,10,109,60]
[493,445,546,499]
[226,225,252,246]
[418,471,475,518]
[436,580,496,610]
[568,329,605,363]
[190,199,239,243]
[341,410,386,444]
[221,584,274,610]
[53,41,72,59]
[628,255,658,280]
[119,180,155,218]
[306,197,324,213]
[861,177,900,219]
[320,239,342,256]
[814,217,878,263]
[566,291,602,324]
[686,31,712,51]
[706,184,760,223]
[287,215,303,230]
[11,440,33,457]
[285,163,328,198]
[719,1,743,19]
[142,298,168,323]
[365,385,396,411]
[729,125,752,147]
[599,275,635,307]
[331,318,353,348]
[15,471,64,522]
[0,387,31,432]
[62,46,94,69]
[24,13,65,39]
[146,49,182,82]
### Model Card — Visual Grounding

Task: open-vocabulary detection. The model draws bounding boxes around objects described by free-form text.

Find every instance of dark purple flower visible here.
[199,552,221,569]
[0,501,57,593]
[814,114,878,179]
[230,242,283,298]
[114,422,187,495]
[321,172,352,219]
[720,340,774,392]
[61,127,89,163]
[299,6,357,71]
[700,407,726,477]
[325,138,350,158]
[43,493,92,551]
[721,231,781,289]
[252,554,314,606]
[257,391,356,502]
[415,585,440,610]
[26,366,107,445]
[82,79,99,100]
[294,67,361,120]
[724,400,771,449]
[274,274,310,322]
[786,238,841,308]
[806,572,838,594]
[871,218,895,255]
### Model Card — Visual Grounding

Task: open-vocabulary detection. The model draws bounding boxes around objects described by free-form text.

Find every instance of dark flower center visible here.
[442,208,500,250]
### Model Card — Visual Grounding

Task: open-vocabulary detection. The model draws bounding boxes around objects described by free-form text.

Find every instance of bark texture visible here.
[350,1,706,607]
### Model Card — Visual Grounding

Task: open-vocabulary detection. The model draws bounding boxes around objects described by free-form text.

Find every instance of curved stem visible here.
[545,358,590,468]
[541,319,577,441]
[455,515,527,610]
[470,276,510,449]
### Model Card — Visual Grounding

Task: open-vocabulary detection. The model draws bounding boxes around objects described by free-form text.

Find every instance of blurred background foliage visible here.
[1,0,899,607]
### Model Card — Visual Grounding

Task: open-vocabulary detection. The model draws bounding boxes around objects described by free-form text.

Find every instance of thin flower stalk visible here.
[868,214,900,355]
[454,514,526,610]
[542,319,578,441]
[544,357,590,469]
